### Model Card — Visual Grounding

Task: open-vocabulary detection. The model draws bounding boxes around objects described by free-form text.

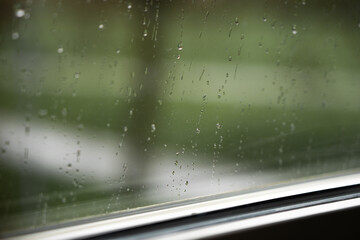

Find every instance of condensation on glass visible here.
[0,0,360,235]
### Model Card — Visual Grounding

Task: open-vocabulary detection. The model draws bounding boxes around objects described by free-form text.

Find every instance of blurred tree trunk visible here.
[125,0,166,184]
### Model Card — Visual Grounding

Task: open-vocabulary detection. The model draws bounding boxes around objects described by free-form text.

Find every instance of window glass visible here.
[1,0,360,234]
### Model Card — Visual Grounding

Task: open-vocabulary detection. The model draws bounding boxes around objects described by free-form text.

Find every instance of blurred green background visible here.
[1,0,360,235]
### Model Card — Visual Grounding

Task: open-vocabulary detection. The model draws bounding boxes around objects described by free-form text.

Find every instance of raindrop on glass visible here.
[292,24,297,35]
[74,72,80,79]
[24,12,30,19]
[290,123,295,132]
[178,42,183,51]
[98,24,104,30]
[57,47,64,54]
[151,123,156,133]
[11,32,19,40]
[15,9,25,18]
[77,124,84,131]
[38,109,48,118]
[61,108,67,117]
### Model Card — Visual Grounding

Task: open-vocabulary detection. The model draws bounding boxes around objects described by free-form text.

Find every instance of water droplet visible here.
[263,17,267,22]
[98,24,104,30]
[196,128,200,134]
[68,163,72,168]
[178,42,183,51]
[301,0,306,5]
[106,123,111,128]
[279,147,283,154]
[74,72,80,79]
[128,3,132,9]
[228,55,232,61]
[15,9,25,18]
[235,17,239,25]
[38,109,48,118]
[24,156,31,165]
[77,124,84,131]
[61,108,67,117]
[123,126,128,132]
[143,29,148,37]
[290,123,295,132]
[25,126,30,135]
[176,55,181,60]
[11,32,19,40]
[216,123,222,129]
[24,12,30,19]
[151,123,156,132]
[116,49,120,54]
[57,47,64,54]
[292,25,297,35]
[185,180,189,186]
[172,171,175,175]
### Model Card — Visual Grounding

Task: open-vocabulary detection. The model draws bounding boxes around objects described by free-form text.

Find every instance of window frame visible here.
[3,172,360,240]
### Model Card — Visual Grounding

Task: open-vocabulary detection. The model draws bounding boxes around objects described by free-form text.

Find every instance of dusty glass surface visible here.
[1,0,360,234]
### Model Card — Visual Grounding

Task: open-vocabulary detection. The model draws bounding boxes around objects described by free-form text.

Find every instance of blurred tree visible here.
[125,0,165,183]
